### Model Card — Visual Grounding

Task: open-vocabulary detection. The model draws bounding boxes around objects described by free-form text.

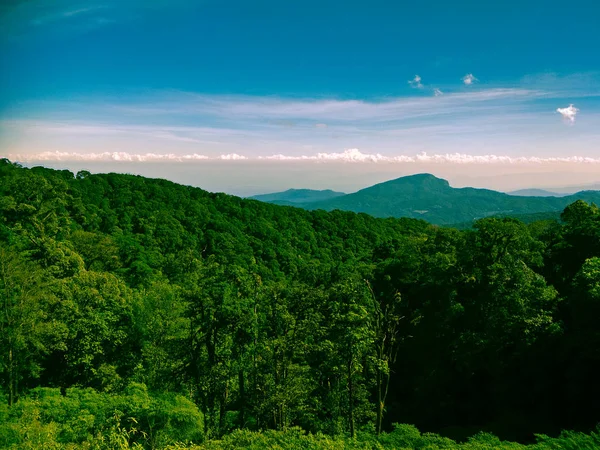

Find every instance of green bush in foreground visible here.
[165,425,600,450]
[3,391,599,450]
[0,384,203,449]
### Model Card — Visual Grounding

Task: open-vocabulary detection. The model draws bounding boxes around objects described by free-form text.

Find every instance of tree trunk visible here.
[219,379,229,434]
[347,359,355,438]
[376,366,383,435]
[8,347,14,406]
[238,369,246,427]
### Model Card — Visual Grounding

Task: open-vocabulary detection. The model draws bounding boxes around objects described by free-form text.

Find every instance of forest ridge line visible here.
[249,172,600,225]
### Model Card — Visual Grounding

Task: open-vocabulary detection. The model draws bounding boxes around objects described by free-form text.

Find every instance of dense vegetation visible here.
[255,173,600,225]
[1,159,600,449]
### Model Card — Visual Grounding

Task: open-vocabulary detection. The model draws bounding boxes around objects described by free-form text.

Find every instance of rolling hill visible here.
[249,188,345,205]
[253,173,600,225]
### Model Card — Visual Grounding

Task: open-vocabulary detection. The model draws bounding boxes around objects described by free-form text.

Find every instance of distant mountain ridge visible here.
[251,173,600,225]
[547,183,600,194]
[249,188,345,205]
[507,189,567,197]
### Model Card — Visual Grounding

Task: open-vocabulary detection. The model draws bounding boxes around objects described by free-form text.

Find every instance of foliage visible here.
[1,159,600,448]
[0,384,203,449]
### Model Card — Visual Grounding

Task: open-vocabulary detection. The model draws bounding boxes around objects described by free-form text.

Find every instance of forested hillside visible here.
[255,173,600,225]
[249,188,346,205]
[1,159,600,449]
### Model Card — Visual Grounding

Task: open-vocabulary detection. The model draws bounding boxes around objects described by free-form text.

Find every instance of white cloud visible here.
[462,74,478,85]
[315,123,328,128]
[264,149,388,162]
[262,149,600,164]
[5,151,210,162]
[220,153,247,160]
[434,88,444,97]
[408,75,424,88]
[556,104,579,123]
[9,149,600,164]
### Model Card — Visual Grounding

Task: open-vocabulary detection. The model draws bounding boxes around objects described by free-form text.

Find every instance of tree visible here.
[183,258,257,437]
[132,280,189,392]
[0,245,59,405]
[550,201,600,289]
[44,270,134,391]
[365,280,403,436]
[325,275,375,437]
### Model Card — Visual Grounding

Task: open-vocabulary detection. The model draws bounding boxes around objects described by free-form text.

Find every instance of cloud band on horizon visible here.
[7,149,600,164]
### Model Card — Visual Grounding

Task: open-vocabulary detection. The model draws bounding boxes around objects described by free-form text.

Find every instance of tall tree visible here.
[365,280,403,435]
[326,275,375,437]
[0,245,58,405]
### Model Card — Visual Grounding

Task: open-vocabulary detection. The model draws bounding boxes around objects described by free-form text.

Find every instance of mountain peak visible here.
[379,173,451,190]
[395,173,447,182]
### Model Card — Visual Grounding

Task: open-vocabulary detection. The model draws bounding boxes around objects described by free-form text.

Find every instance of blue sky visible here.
[1,0,599,194]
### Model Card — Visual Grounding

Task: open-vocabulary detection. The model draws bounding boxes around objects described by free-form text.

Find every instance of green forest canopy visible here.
[1,159,600,449]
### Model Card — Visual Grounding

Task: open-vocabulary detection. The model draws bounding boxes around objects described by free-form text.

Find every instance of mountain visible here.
[507,188,566,197]
[254,173,600,225]
[249,188,345,205]
[549,183,600,194]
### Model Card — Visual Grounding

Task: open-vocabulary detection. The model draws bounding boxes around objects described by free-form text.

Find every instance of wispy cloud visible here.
[462,73,478,85]
[1,1,172,40]
[127,88,545,123]
[408,75,424,88]
[8,149,600,164]
[30,5,106,26]
[433,88,444,97]
[4,88,546,132]
[2,120,257,143]
[2,118,536,150]
[556,104,579,123]
[0,88,551,153]
[31,6,99,26]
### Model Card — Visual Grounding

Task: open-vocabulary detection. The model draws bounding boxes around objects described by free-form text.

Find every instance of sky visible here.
[1,0,599,195]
